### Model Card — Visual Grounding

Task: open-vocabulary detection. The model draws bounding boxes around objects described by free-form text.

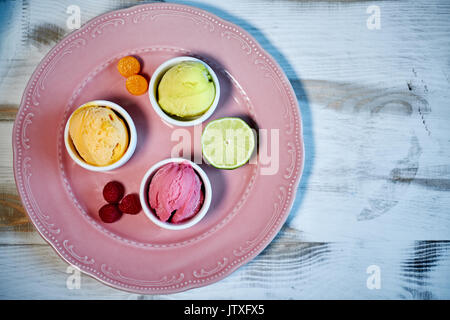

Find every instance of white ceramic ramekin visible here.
[139,158,212,230]
[64,100,137,172]
[148,56,220,127]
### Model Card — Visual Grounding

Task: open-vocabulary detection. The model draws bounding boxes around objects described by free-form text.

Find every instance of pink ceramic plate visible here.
[13,3,304,294]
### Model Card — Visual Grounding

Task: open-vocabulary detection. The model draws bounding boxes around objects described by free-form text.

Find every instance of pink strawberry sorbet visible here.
[148,162,204,223]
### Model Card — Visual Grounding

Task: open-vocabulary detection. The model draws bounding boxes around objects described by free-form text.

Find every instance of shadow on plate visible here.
[172,1,314,225]
[198,162,226,219]
[189,51,233,115]
[103,95,150,160]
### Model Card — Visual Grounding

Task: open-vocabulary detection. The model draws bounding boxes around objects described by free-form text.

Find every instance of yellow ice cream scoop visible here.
[158,61,215,118]
[69,105,129,166]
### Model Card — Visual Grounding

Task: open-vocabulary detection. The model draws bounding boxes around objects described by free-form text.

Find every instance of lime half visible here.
[202,117,255,169]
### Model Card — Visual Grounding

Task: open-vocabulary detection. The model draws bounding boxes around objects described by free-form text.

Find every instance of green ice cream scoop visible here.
[157,61,216,118]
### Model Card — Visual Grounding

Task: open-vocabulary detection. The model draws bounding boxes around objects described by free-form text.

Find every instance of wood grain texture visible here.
[1,230,449,299]
[0,0,449,298]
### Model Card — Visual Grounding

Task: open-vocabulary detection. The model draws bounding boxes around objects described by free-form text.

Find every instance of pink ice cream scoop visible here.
[148,162,204,223]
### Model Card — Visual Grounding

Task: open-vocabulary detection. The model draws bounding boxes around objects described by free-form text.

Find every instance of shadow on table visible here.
[172,1,314,225]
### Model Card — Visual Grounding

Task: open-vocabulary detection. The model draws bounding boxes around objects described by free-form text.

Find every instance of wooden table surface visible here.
[1,0,450,299]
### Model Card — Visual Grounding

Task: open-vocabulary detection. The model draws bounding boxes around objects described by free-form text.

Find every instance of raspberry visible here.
[119,194,141,214]
[99,204,122,223]
[103,181,124,203]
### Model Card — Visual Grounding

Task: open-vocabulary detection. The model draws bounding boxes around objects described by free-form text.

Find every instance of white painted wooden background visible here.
[0,0,449,299]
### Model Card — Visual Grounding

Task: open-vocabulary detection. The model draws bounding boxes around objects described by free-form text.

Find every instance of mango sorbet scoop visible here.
[69,105,129,166]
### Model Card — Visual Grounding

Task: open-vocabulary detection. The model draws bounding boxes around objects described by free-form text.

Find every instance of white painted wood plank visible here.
[1,233,449,299]
[1,0,450,298]
[1,0,450,241]
[287,80,450,240]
